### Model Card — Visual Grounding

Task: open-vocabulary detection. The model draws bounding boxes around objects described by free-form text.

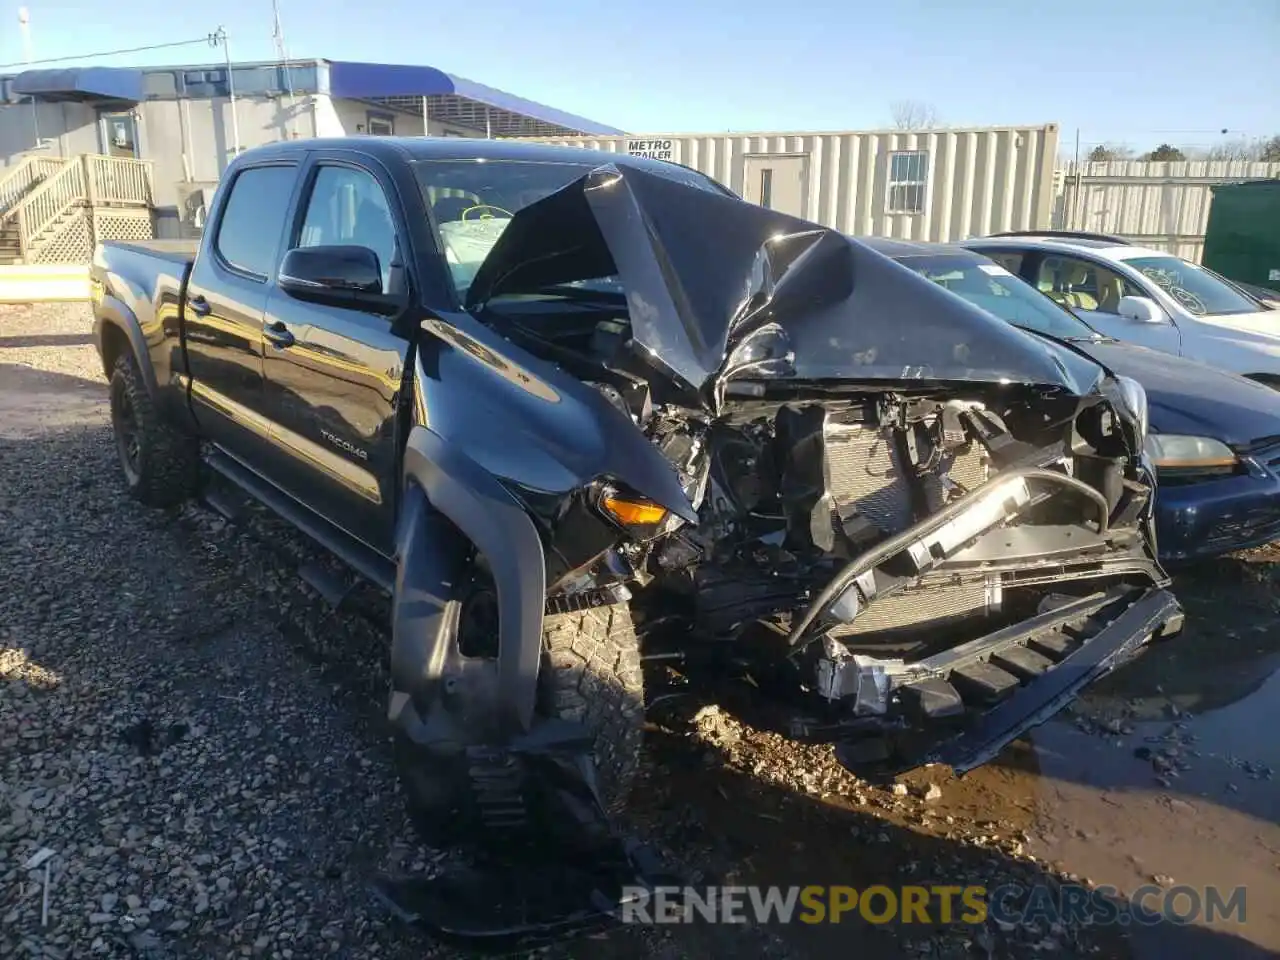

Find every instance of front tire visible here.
[396,596,645,846]
[538,602,645,814]
[108,353,199,507]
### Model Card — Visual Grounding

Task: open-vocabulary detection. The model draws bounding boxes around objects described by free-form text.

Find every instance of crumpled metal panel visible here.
[466,163,1089,408]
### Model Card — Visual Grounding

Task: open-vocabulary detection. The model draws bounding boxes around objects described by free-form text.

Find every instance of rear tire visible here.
[108,353,199,507]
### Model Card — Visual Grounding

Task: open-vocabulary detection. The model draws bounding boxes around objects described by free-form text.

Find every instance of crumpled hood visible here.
[465,164,1084,406]
[1078,339,1280,446]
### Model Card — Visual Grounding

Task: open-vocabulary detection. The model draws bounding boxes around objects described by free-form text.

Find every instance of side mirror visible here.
[1117,295,1164,324]
[278,245,401,315]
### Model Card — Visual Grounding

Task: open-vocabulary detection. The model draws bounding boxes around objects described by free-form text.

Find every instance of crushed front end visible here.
[637,378,1180,775]
[461,158,1181,778]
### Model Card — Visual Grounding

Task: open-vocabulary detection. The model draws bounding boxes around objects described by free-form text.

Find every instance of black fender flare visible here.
[94,295,159,399]
[391,425,547,745]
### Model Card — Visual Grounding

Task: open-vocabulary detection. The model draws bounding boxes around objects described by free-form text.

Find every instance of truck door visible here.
[183,161,299,469]
[259,157,410,556]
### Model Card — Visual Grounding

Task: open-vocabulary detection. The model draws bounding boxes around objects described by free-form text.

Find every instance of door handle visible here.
[263,320,295,349]
[188,294,211,317]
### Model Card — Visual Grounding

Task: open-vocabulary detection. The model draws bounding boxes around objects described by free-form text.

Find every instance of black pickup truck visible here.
[92,137,1181,880]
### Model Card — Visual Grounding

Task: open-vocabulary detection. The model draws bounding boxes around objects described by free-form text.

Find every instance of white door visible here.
[743,155,808,217]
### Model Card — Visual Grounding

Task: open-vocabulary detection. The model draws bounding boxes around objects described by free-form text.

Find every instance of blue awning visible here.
[326,60,623,136]
[11,67,143,102]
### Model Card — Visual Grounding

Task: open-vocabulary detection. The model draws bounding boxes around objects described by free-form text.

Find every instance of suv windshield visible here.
[897,253,1102,340]
[413,158,726,300]
[1124,256,1261,317]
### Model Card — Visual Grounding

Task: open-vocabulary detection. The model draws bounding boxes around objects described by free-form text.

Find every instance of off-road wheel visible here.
[108,353,200,507]
[396,591,644,846]
[537,602,645,814]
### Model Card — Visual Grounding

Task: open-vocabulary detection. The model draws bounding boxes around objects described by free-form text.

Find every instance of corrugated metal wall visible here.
[519,126,1060,242]
[1058,161,1280,262]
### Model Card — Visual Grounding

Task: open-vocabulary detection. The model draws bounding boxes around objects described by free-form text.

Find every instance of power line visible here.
[0,36,213,70]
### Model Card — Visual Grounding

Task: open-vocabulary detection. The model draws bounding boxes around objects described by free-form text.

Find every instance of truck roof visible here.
[235,136,696,178]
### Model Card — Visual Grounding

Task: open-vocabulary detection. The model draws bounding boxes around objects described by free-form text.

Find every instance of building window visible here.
[887,150,929,214]
[367,114,394,136]
[758,168,773,209]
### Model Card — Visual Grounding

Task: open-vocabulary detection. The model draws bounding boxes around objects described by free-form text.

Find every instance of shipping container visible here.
[1056,160,1280,262]
[1201,179,1280,294]
[516,125,1061,242]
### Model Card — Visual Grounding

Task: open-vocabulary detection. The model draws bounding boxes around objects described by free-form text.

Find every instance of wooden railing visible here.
[15,160,86,257]
[0,155,70,218]
[87,155,153,206]
[0,154,154,261]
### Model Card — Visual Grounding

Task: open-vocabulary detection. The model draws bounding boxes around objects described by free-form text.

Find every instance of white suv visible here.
[961,232,1280,385]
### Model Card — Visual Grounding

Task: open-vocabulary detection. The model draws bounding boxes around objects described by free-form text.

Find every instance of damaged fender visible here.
[392,426,547,744]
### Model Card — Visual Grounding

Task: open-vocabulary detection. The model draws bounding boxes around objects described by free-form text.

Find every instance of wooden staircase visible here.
[0,154,155,264]
[0,221,21,263]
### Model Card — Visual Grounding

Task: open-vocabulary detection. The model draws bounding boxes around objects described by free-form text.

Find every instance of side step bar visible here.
[203,446,396,593]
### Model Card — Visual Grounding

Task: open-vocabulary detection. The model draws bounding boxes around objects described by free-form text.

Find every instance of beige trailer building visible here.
[521,126,1062,242]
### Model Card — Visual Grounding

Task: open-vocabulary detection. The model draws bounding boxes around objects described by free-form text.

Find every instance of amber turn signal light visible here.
[600,495,668,527]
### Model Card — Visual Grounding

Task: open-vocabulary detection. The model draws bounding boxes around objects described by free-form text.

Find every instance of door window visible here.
[298,165,397,293]
[214,165,296,279]
[1035,255,1138,314]
[100,111,138,158]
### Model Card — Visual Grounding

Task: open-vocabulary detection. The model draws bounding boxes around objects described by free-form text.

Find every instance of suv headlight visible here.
[1144,435,1238,479]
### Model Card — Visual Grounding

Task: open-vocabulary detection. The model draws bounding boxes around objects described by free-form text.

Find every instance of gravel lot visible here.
[2,302,1276,960]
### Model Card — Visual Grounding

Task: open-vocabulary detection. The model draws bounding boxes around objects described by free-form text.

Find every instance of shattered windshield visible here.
[414,158,726,301]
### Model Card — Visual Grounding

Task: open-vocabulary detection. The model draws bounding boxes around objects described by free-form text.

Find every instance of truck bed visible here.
[104,238,199,266]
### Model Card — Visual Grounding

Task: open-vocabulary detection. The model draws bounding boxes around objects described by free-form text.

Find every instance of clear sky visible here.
[2,0,1277,151]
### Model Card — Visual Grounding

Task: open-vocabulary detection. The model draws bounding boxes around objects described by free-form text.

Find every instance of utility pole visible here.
[271,0,296,138]
[18,6,32,63]
[18,7,39,145]
[209,27,241,159]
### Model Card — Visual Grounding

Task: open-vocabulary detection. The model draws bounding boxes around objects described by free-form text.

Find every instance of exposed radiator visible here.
[828,574,998,638]
[823,422,995,639]
[824,422,988,535]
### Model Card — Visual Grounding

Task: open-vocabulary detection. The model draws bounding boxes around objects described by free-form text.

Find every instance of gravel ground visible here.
[2,302,1274,960]
[1,304,437,958]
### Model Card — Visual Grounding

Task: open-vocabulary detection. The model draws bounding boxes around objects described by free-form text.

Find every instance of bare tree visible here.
[890,100,940,131]
[1204,137,1259,161]
[1261,135,1280,163]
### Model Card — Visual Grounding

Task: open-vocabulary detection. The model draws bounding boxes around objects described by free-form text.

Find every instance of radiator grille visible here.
[829,575,993,637]
[824,423,911,533]
[823,422,994,639]
[824,423,988,535]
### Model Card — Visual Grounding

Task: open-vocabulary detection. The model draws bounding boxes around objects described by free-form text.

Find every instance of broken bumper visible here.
[825,587,1183,776]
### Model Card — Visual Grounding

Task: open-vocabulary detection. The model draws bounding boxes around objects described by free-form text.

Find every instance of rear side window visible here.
[215,165,296,278]
[984,250,1025,276]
